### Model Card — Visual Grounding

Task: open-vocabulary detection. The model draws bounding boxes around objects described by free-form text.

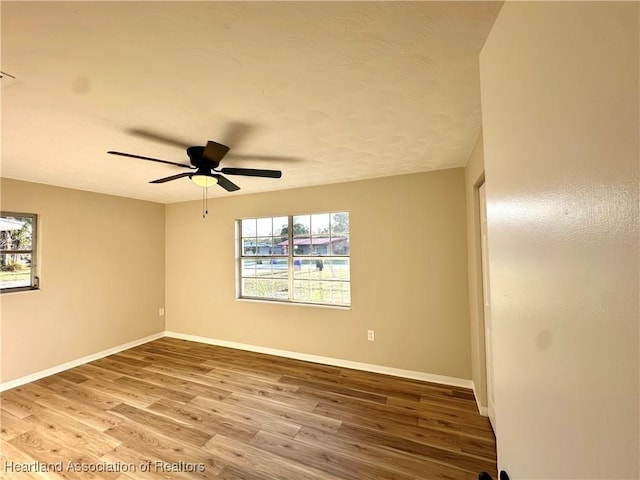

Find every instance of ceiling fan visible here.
[108,140,282,192]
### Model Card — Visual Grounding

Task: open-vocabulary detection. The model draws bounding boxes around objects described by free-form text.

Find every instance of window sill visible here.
[237,297,351,310]
[1,287,40,295]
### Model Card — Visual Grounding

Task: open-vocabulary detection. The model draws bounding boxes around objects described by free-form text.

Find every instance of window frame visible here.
[0,211,39,293]
[237,212,350,307]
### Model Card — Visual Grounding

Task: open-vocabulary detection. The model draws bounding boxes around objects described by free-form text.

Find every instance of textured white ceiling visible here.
[1,1,501,204]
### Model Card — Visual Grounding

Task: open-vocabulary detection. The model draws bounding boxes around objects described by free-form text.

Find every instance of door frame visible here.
[477,181,496,431]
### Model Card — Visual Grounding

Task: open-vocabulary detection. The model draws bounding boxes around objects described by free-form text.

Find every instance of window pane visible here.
[292,236,311,256]
[243,239,258,256]
[300,280,322,303]
[292,258,304,275]
[327,281,351,305]
[330,235,350,256]
[253,258,270,276]
[273,217,288,238]
[241,258,257,277]
[293,258,311,279]
[293,280,350,306]
[293,280,310,302]
[294,278,345,303]
[255,278,273,297]
[331,212,349,234]
[257,260,288,280]
[243,258,288,279]
[0,215,33,251]
[0,253,31,289]
[251,278,289,299]
[242,277,257,296]
[256,217,272,236]
[292,215,310,236]
[311,213,330,234]
[292,257,324,276]
[273,238,288,255]
[255,237,273,255]
[320,258,350,281]
[241,219,256,237]
[291,258,350,281]
[268,257,288,272]
[311,235,330,256]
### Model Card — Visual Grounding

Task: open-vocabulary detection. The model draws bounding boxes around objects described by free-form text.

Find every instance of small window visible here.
[238,212,350,307]
[1,212,38,293]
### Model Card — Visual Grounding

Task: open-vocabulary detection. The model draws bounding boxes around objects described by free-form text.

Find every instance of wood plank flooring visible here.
[1,338,496,479]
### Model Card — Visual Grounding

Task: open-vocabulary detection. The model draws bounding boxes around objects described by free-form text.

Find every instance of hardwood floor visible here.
[1,338,497,479]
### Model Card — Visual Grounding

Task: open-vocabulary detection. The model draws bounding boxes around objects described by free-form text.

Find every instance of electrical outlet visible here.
[367,329,375,341]
[159,307,165,316]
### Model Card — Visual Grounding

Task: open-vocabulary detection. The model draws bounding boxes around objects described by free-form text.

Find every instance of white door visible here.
[479,183,496,431]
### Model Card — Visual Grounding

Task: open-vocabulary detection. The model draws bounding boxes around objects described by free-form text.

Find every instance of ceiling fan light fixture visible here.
[191,174,217,187]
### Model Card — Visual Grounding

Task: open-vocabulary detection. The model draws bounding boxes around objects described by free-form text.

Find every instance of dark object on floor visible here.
[478,472,510,480]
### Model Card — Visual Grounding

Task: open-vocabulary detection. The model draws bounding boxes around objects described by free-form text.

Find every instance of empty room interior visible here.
[1,2,638,480]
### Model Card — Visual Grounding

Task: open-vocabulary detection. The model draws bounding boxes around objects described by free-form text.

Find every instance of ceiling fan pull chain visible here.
[201,185,210,218]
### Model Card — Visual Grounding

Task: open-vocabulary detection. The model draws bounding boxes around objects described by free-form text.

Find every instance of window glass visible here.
[1,213,38,292]
[238,212,350,306]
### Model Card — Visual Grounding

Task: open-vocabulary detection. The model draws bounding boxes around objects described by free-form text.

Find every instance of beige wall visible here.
[480,2,639,478]
[166,168,472,379]
[1,179,166,383]
[464,131,486,409]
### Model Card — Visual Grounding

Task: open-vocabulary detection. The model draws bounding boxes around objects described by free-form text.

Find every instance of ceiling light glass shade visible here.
[191,174,217,187]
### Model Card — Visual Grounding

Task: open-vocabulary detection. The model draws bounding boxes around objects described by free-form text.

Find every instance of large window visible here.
[238,212,350,306]
[1,212,38,293]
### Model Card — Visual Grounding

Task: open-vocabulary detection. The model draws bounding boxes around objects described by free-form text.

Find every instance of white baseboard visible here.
[165,331,474,390]
[1,330,477,396]
[473,381,489,416]
[0,332,165,392]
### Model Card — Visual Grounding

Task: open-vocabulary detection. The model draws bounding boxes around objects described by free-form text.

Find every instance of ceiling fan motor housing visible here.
[187,146,216,168]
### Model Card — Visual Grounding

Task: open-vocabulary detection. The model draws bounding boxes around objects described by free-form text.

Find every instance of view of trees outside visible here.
[0,214,34,289]
[240,212,350,306]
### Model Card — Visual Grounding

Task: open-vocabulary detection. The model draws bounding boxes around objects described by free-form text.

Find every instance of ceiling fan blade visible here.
[149,172,193,183]
[220,121,256,149]
[108,151,193,169]
[202,141,230,164]
[220,167,282,178]
[214,174,240,192]
[226,153,300,163]
[126,128,191,149]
